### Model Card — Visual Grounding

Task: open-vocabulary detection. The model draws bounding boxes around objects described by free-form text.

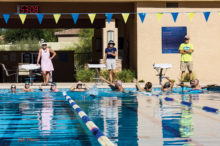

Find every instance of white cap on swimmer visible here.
[115,80,122,86]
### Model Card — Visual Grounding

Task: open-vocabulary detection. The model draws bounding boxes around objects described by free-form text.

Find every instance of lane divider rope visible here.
[63,92,115,146]
[142,92,219,114]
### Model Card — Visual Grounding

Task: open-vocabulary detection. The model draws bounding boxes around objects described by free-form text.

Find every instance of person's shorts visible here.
[106,59,116,70]
[180,61,193,72]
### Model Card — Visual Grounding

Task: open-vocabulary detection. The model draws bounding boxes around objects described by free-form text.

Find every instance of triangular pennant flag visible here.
[36,14,44,24]
[88,13,96,24]
[171,12,179,22]
[156,13,163,22]
[72,13,79,24]
[19,14,27,24]
[138,13,146,23]
[122,13,130,23]
[3,14,10,24]
[105,13,113,23]
[187,12,195,21]
[53,14,61,24]
[203,12,210,22]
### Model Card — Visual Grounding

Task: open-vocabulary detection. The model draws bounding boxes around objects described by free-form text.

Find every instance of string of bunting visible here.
[0,11,217,24]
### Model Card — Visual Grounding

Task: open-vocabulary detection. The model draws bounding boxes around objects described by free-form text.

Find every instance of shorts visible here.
[180,61,193,72]
[106,59,116,70]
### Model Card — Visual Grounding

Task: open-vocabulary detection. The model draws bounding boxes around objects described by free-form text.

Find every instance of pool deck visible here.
[0,82,220,89]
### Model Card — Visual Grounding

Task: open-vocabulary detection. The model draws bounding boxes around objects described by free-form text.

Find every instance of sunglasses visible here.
[11,86,16,89]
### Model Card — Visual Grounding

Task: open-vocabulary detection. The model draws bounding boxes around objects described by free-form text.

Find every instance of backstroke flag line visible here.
[156,13,163,22]
[53,14,61,24]
[19,14,27,24]
[188,12,195,21]
[138,13,146,23]
[122,13,130,23]
[88,13,96,24]
[72,13,79,24]
[3,14,10,24]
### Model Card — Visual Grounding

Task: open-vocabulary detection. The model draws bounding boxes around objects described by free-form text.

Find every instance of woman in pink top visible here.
[37,42,56,86]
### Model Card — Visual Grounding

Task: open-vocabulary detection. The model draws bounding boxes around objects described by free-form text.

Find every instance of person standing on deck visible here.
[104,40,117,83]
[37,42,56,86]
[179,35,194,82]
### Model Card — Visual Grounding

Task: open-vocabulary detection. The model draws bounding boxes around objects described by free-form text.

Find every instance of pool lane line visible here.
[163,97,219,114]
[63,92,115,146]
[141,92,220,114]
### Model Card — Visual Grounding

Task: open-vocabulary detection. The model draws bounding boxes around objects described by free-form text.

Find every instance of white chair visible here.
[0,63,18,83]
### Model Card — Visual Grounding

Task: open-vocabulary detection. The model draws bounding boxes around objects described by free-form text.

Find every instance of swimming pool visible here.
[0,88,220,146]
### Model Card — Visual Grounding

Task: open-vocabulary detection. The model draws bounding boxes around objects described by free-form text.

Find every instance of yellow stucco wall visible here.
[136,2,220,84]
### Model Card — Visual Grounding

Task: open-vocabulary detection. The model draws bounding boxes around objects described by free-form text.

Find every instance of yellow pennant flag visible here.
[88,13,96,24]
[188,12,195,21]
[156,13,163,22]
[53,14,61,24]
[19,14,27,24]
[122,13,130,23]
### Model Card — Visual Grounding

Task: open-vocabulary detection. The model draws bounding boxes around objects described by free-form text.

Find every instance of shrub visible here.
[138,80,145,83]
[76,69,96,82]
[76,69,136,82]
[116,69,136,82]
[181,72,196,82]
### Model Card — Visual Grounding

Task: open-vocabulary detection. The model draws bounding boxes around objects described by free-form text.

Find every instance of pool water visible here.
[0,89,220,146]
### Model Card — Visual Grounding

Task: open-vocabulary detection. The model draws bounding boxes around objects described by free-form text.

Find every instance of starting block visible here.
[153,64,172,85]
[88,64,106,84]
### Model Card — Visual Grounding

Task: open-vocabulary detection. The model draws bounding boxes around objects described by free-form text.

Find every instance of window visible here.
[107,30,114,43]
[166,2,179,8]
[162,27,187,53]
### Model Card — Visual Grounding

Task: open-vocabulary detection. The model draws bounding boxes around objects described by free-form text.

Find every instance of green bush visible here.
[76,69,136,82]
[76,69,96,82]
[182,72,196,82]
[116,69,136,82]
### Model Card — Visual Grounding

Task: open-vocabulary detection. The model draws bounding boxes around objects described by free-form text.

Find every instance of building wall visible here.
[58,36,80,43]
[136,2,220,84]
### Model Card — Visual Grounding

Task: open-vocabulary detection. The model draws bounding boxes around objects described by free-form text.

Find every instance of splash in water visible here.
[87,85,98,96]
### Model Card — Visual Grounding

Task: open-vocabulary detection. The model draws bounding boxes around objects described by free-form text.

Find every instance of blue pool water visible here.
[0,88,220,146]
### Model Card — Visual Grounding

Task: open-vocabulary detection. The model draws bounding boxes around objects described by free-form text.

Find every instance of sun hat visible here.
[42,42,47,46]
[184,35,190,40]
[108,40,115,45]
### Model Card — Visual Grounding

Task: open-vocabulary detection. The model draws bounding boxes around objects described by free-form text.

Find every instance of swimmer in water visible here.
[39,82,59,92]
[178,79,216,90]
[10,84,16,93]
[161,77,175,92]
[136,80,152,92]
[22,82,34,92]
[100,76,124,92]
[70,81,89,92]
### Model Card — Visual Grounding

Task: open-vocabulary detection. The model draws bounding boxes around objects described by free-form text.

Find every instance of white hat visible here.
[42,42,47,46]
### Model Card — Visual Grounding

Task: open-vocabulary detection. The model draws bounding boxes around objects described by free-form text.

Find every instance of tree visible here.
[3,29,58,43]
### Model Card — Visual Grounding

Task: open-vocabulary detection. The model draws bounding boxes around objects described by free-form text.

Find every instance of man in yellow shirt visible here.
[179,35,194,82]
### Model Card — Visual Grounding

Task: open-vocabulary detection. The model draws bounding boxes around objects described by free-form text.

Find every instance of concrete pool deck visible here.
[0,82,220,90]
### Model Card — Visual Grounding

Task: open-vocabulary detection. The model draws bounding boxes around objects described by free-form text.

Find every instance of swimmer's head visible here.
[115,80,122,88]
[191,79,199,87]
[25,82,30,89]
[163,82,171,89]
[50,82,56,91]
[144,82,152,90]
[11,84,16,92]
[76,81,83,89]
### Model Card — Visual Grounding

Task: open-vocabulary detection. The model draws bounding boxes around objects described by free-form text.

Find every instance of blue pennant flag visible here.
[138,13,146,23]
[203,12,210,22]
[3,14,10,24]
[171,12,179,22]
[72,13,79,24]
[36,14,44,24]
[105,13,113,23]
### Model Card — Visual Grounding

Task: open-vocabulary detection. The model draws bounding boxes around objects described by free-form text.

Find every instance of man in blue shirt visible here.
[104,40,117,83]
